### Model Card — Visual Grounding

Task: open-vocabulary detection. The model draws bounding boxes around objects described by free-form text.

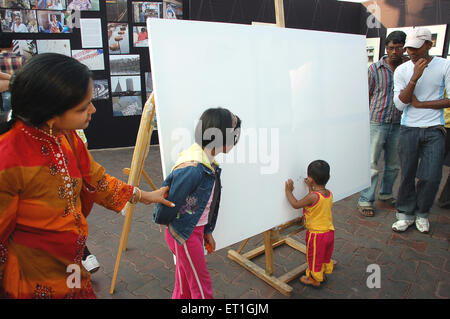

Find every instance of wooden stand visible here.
[110,93,158,294]
[228,218,308,296]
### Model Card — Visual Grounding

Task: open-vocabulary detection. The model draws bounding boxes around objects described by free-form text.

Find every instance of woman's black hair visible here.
[0,53,93,134]
[307,160,330,186]
[194,107,241,149]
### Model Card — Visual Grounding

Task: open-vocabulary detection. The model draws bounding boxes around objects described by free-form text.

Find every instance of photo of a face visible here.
[0,9,37,32]
[37,10,70,33]
[133,26,148,47]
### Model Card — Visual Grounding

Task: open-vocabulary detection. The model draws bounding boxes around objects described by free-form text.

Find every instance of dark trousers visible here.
[396,126,446,220]
[438,128,450,207]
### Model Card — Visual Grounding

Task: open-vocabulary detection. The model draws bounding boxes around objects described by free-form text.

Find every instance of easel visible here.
[110,93,158,294]
[227,0,336,297]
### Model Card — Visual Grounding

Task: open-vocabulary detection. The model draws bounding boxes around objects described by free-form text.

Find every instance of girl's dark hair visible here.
[0,53,92,134]
[307,160,330,186]
[194,107,241,149]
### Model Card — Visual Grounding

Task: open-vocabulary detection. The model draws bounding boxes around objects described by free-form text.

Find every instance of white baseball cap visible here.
[404,27,432,48]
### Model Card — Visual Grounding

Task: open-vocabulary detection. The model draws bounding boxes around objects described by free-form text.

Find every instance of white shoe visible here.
[392,219,414,232]
[82,255,100,273]
[415,217,430,233]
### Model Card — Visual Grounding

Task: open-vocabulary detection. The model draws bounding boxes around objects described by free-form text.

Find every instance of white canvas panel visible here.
[147,18,370,251]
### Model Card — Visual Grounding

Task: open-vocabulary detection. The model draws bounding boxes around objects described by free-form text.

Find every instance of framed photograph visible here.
[12,39,37,59]
[106,0,127,22]
[93,79,109,100]
[111,76,141,96]
[163,0,182,19]
[132,1,161,23]
[112,95,143,117]
[36,39,71,56]
[109,54,140,76]
[133,26,148,47]
[386,24,447,56]
[32,0,66,10]
[67,0,99,11]
[144,72,152,93]
[0,0,31,9]
[0,9,37,32]
[366,37,380,67]
[107,22,129,54]
[71,49,105,71]
[37,10,71,33]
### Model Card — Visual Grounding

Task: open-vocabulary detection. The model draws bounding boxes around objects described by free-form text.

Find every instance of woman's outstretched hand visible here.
[140,186,175,207]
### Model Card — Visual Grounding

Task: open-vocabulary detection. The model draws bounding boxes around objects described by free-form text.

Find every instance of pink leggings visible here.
[165,226,214,299]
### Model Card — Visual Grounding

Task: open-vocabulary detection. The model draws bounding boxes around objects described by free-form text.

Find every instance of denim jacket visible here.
[153,143,222,245]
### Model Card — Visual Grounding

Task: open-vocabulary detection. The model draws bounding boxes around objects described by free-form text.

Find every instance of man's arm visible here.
[398,58,429,104]
[411,95,450,109]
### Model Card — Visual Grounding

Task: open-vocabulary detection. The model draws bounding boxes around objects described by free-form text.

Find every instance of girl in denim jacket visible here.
[154,107,241,299]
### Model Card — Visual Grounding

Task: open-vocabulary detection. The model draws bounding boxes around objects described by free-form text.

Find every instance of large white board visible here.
[147,18,370,251]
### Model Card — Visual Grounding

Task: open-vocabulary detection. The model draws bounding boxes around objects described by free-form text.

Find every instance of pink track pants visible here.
[165,226,214,299]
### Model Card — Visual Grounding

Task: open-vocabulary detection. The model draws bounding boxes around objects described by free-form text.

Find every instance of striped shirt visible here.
[368,57,401,124]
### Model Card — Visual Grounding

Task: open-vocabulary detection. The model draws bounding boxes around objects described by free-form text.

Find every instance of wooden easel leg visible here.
[263,231,274,275]
[110,204,134,294]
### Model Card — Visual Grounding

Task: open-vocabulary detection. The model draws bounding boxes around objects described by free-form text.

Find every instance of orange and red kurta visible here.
[0,121,133,298]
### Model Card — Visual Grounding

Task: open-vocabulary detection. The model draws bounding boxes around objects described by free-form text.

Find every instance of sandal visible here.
[300,275,321,287]
[358,205,375,217]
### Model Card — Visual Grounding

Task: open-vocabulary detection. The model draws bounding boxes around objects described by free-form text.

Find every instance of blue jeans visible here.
[396,126,446,220]
[358,122,400,207]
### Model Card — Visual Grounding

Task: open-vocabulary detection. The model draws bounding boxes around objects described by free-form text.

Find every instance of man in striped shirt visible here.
[357,31,407,217]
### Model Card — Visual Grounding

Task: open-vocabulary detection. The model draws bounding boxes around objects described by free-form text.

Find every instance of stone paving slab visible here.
[87,146,449,299]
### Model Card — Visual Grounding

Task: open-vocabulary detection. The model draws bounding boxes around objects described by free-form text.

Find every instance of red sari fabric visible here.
[0,121,133,298]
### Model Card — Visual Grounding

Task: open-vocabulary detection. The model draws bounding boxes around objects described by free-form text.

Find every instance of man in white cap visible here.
[392,27,450,233]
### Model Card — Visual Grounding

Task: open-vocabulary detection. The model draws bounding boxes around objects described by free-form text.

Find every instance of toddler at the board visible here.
[285,160,335,287]
[153,107,241,299]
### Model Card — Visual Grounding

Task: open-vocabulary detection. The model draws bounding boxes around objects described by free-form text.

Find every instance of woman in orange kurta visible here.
[0,53,173,298]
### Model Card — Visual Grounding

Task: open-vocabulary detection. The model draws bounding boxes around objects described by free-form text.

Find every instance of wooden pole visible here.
[274,0,285,27]
[110,93,156,294]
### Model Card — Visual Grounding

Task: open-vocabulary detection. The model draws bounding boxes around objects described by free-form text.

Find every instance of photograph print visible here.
[67,0,99,11]
[32,0,66,10]
[107,22,129,54]
[106,0,127,22]
[0,9,37,32]
[37,10,71,33]
[109,54,140,76]
[0,0,31,9]
[132,1,161,23]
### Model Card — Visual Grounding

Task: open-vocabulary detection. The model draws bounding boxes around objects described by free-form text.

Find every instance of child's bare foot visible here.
[300,275,320,287]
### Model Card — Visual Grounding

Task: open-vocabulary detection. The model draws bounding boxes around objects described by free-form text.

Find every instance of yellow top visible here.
[171,142,218,173]
[303,191,335,232]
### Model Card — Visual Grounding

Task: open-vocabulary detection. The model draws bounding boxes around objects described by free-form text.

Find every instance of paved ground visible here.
[87,146,449,299]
